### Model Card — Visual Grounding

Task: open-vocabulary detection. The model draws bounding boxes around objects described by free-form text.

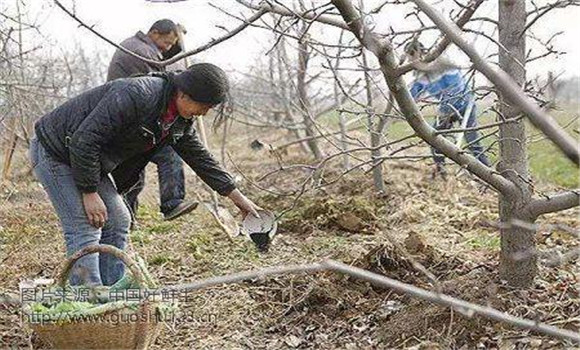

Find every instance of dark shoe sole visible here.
[164,201,199,221]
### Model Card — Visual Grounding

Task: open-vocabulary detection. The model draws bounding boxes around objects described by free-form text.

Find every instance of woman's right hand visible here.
[82,192,108,228]
[227,189,261,219]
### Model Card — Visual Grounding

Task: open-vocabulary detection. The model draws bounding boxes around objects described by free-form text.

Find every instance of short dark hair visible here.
[173,63,229,105]
[172,63,232,128]
[148,19,177,35]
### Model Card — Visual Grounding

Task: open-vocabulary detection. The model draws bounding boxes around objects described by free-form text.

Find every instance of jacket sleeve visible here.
[172,125,236,196]
[69,87,139,193]
[409,80,426,99]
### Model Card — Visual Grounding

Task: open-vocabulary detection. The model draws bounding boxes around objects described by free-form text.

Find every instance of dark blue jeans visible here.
[29,139,130,286]
[124,145,185,217]
[431,105,491,167]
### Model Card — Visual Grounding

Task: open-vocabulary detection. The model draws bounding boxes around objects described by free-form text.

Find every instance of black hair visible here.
[148,19,178,35]
[171,64,233,129]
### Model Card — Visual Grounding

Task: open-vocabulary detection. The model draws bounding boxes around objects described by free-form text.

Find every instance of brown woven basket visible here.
[27,244,162,350]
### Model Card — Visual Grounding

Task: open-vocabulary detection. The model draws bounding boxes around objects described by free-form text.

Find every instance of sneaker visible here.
[163,201,199,221]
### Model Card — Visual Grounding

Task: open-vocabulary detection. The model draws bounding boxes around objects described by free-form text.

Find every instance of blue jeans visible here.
[124,145,185,217]
[29,139,130,286]
[431,106,491,167]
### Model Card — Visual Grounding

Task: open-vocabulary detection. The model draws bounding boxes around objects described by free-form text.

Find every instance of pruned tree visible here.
[234,0,579,287]
[0,1,107,181]
[47,0,578,287]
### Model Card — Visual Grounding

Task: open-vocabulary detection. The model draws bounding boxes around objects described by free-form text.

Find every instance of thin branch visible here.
[53,0,267,67]
[235,0,348,29]
[272,125,365,151]
[396,0,485,76]
[524,0,580,34]
[409,0,580,165]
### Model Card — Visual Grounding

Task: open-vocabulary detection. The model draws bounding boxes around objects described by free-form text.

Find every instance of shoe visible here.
[163,201,199,221]
[431,165,447,180]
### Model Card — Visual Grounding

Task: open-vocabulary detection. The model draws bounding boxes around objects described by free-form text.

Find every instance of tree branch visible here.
[158,259,580,343]
[396,0,485,76]
[324,260,580,343]
[330,0,517,195]
[53,0,267,67]
[235,0,349,30]
[408,0,580,165]
[528,189,580,217]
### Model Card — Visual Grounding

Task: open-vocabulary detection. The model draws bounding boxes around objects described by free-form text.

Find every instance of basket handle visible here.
[57,244,146,289]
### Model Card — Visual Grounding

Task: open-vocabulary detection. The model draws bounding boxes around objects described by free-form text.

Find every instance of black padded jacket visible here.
[34,75,236,196]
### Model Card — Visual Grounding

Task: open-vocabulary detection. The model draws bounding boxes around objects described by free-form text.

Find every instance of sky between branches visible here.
[10,0,580,82]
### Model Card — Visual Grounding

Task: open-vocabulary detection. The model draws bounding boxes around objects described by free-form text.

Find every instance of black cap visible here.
[173,63,229,105]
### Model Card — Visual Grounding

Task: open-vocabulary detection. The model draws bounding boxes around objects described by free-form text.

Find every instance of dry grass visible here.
[0,124,578,349]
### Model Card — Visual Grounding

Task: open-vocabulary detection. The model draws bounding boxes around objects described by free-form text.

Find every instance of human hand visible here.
[82,192,108,228]
[227,189,261,219]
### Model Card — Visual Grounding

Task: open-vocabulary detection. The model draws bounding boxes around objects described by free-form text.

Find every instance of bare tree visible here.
[0,1,107,181]
[296,22,323,160]
[233,0,579,287]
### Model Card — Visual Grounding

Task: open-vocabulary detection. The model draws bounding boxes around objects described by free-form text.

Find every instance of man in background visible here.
[108,19,198,223]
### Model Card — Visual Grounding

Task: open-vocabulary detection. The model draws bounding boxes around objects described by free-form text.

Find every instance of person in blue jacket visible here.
[404,40,491,177]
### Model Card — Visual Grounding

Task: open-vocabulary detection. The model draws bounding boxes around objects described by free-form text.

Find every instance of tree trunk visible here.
[357,0,385,192]
[2,0,25,182]
[277,38,310,154]
[498,0,537,287]
[361,48,385,192]
[546,71,556,109]
[1,113,18,181]
[297,27,323,160]
[334,85,350,170]
[332,30,350,169]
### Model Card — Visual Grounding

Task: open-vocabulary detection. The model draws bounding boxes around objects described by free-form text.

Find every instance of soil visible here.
[0,127,578,349]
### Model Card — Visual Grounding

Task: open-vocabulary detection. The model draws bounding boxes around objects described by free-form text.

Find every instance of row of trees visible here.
[2,0,578,289]
[1,0,107,180]
[221,0,579,287]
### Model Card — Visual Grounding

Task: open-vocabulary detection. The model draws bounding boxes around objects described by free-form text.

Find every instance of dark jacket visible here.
[107,31,184,82]
[34,75,236,196]
[107,31,164,81]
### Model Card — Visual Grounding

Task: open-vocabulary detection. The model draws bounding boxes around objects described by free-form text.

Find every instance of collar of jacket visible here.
[135,31,163,60]
[152,72,177,116]
[143,73,182,141]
